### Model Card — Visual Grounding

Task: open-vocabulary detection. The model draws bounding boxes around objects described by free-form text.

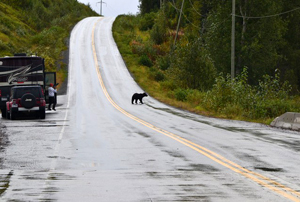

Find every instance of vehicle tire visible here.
[21,93,36,109]
[1,108,6,118]
[10,109,17,120]
[6,108,10,119]
[40,110,45,119]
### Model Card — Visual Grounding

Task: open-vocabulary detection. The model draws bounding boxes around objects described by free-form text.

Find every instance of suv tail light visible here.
[39,98,46,107]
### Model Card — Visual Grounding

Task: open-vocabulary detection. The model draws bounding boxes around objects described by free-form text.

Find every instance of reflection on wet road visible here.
[0,17,300,201]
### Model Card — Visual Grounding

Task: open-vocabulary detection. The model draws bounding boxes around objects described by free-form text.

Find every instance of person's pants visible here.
[48,96,56,110]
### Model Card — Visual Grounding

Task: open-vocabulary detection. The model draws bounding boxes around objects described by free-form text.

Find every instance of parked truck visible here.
[0,54,56,118]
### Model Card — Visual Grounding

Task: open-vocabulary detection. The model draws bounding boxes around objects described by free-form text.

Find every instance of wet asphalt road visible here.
[1,17,300,201]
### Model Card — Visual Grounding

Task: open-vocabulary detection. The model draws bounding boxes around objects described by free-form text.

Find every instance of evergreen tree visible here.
[139,0,160,15]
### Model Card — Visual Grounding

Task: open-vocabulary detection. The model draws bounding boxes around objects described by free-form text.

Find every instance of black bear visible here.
[132,93,148,104]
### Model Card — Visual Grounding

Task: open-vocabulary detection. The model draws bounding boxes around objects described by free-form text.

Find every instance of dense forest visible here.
[113,0,300,122]
[0,0,97,82]
[138,0,300,92]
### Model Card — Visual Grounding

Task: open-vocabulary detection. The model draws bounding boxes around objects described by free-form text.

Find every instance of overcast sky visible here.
[77,0,140,16]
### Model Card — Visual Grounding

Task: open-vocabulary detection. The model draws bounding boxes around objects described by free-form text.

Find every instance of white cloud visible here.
[77,0,139,16]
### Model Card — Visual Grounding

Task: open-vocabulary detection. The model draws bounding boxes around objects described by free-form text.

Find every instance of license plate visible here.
[1,97,7,101]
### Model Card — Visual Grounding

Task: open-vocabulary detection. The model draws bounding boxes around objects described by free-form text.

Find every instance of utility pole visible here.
[174,0,185,47]
[97,0,106,16]
[160,0,165,13]
[231,0,236,79]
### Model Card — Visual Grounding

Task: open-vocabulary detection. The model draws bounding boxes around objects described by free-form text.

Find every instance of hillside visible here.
[0,0,98,84]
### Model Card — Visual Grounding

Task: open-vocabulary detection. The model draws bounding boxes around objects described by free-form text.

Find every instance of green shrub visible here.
[139,54,153,67]
[154,71,165,81]
[131,40,145,55]
[175,88,188,101]
[203,67,295,119]
[168,39,217,91]
[186,89,204,105]
[220,104,243,118]
[118,14,136,31]
[161,80,178,91]
[139,12,156,31]
[0,24,10,36]
[157,55,170,70]
[150,23,166,45]
[150,11,167,45]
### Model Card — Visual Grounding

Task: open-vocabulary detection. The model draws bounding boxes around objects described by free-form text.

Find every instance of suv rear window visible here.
[12,87,42,98]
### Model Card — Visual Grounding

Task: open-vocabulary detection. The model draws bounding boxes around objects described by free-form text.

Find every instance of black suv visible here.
[6,86,46,120]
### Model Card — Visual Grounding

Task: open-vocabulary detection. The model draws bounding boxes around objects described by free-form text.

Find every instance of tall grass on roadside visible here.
[203,68,296,121]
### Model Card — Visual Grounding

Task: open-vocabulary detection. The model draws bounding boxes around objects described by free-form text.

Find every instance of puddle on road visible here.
[146,104,193,120]
[1,116,70,129]
[4,124,69,128]
[163,149,186,159]
[0,171,76,200]
[254,167,283,172]
[145,170,225,201]
[38,120,70,123]
[47,156,71,160]
[47,172,76,181]
[177,163,220,172]
[137,132,151,138]
[43,186,59,194]
[4,120,69,128]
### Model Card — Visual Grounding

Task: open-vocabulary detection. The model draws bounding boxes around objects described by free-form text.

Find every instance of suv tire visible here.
[21,93,36,109]
[39,109,45,119]
[6,108,10,119]
[1,108,6,118]
[10,109,16,120]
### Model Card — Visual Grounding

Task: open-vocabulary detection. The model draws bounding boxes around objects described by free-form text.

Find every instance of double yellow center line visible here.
[92,17,300,202]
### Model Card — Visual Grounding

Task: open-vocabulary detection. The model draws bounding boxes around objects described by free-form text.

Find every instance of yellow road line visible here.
[91,18,300,202]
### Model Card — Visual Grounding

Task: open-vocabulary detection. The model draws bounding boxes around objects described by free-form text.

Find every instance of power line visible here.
[234,7,300,19]
[188,0,202,17]
[170,0,200,29]
[170,0,232,35]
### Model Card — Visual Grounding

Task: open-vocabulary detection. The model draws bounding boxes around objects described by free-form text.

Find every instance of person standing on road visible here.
[48,83,57,111]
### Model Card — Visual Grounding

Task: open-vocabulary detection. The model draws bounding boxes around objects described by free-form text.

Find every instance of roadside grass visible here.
[112,15,300,125]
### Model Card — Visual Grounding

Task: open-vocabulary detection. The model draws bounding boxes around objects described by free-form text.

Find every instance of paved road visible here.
[1,17,300,201]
